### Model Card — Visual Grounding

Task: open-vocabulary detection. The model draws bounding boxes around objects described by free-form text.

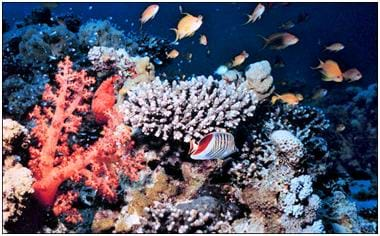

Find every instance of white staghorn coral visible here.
[120,76,258,142]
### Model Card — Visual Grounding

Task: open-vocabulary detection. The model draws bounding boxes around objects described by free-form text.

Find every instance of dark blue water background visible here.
[3,2,378,98]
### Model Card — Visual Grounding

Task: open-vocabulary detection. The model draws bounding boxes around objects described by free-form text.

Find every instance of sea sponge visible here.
[120,76,257,142]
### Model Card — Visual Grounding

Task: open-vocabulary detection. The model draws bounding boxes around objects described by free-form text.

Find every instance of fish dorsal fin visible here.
[193,133,214,155]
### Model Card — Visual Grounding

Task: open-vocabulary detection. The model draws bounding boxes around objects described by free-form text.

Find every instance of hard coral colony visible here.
[1,3,377,234]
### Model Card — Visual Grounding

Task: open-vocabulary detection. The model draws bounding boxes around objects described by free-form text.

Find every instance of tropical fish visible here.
[312,88,328,100]
[214,65,229,75]
[278,20,295,30]
[258,32,299,50]
[199,34,208,46]
[171,13,203,42]
[140,4,159,28]
[189,132,238,160]
[230,51,249,68]
[271,93,304,105]
[336,124,346,132]
[244,3,265,25]
[311,59,343,82]
[343,68,362,82]
[166,49,179,59]
[323,43,344,52]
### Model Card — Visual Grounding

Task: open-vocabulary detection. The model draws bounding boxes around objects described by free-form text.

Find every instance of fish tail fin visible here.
[257,34,269,49]
[271,94,279,104]
[310,59,324,70]
[170,28,179,43]
[242,14,253,25]
[140,21,143,30]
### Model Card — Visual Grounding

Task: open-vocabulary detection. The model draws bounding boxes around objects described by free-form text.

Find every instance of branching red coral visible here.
[53,191,82,224]
[28,57,145,215]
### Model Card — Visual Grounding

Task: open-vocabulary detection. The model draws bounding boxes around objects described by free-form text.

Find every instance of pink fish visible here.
[189,132,237,160]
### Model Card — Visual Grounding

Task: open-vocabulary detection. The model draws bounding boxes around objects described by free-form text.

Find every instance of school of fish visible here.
[136,3,364,160]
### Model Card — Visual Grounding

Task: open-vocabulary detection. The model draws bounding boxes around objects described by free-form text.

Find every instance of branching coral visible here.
[120,76,258,142]
[28,57,145,217]
[135,196,234,233]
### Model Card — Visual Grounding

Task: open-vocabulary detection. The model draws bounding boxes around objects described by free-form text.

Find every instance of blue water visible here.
[3,2,377,96]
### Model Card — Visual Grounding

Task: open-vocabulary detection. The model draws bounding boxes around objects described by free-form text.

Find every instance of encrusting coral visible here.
[3,161,35,225]
[27,57,145,222]
[120,76,258,142]
[3,118,29,155]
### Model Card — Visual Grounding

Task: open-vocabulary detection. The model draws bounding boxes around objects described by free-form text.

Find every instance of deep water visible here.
[3,2,377,89]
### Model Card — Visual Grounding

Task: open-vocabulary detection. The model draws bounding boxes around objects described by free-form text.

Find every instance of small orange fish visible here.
[166,49,179,59]
[258,32,299,50]
[244,3,265,24]
[311,59,343,82]
[199,34,208,46]
[140,5,159,27]
[343,68,362,82]
[323,43,344,52]
[171,13,203,42]
[230,51,249,68]
[271,93,303,105]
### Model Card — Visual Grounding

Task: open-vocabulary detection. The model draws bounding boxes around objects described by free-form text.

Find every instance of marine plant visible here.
[28,57,145,222]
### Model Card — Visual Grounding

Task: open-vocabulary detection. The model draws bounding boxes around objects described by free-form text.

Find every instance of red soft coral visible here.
[92,75,120,124]
[28,57,145,215]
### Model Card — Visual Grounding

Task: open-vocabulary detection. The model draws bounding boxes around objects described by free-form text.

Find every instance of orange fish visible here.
[271,93,303,105]
[166,49,179,59]
[199,34,208,46]
[92,75,120,124]
[312,59,343,82]
[140,4,159,28]
[244,3,265,24]
[258,32,299,50]
[230,50,249,68]
[323,43,344,52]
[343,68,362,82]
[171,13,203,42]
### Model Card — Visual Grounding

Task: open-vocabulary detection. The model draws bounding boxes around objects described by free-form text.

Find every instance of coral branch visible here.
[28,57,145,212]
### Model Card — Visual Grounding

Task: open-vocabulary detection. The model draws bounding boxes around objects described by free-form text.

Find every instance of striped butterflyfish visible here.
[189,132,238,160]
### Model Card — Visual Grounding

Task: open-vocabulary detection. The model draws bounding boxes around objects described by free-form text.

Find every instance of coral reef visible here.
[244,60,275,101]
[120,76,258,142]
[3,161,35,226]
[134,196,234,233]
[2,119,29,155]
[27,57,145,220]
[78,20,126,50]
[3,73,50,119]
